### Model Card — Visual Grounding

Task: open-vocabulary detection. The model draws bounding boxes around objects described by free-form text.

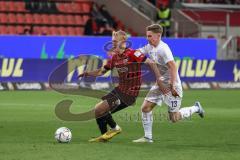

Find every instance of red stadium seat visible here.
[59,27,67,35]
[58,15,66,25]
[67,27,76,35]
[73,3,82,13]
[25,14,33,24]
[41,26,50,35]
[57,3,65,12]
[66,15,75,25]
[0,13,8,23]
[0,2,7,11]
[42,14,50,24]
[15,2,26,12]
[82,3,91,13]
[16,14,25,23]
[33,14,42,24]
[57,1,92,14]
[0,25,8,34]
[16,25,24,34]
[8,1,16,12]
[64,3,71,13]
[8,13,17,23]
[74,15,83,25]
[49,26,59,35]
[75,27,84,35]
[33,26,41,35]
[49,15,58,24]
[8,26,17,34]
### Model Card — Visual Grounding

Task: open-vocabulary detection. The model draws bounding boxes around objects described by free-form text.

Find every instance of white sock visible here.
[113,125,120,130]
[179,105,199,119]
[142,111,153,140]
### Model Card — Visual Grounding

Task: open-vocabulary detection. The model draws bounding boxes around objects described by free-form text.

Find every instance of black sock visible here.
[96,116,107,134]
[105,113,117,129]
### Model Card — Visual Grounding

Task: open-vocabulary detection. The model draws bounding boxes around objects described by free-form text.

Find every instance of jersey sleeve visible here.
[162,44,174,64]
[129,50,147,63]
[138,44,149,54]
[103,57,114,70]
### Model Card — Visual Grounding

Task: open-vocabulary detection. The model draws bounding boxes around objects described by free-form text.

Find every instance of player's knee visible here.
[141,101,154,113]
[169,116,176,123]
[141,106,151,113]
[94,101,110,117]
[169,113,179,123]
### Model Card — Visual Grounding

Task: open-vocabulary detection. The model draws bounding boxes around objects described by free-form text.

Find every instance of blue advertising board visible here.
[0,58,240,83]
[0,36,217,59]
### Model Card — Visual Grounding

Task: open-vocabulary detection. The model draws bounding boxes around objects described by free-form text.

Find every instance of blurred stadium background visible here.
[0,0,240,160]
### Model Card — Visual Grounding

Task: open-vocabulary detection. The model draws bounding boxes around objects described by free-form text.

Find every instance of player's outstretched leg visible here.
[179,101,205,119]
[195,101,205,118]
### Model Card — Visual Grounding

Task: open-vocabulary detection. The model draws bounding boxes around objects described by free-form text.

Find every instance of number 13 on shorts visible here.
[164,95,182,112]
[171,101,178,108]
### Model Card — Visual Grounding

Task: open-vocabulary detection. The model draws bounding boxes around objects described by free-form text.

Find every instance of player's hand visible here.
[157,79,169,95]
[170,84,179,97]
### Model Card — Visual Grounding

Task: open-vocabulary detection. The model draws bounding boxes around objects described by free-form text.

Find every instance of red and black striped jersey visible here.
[104,48,146,96]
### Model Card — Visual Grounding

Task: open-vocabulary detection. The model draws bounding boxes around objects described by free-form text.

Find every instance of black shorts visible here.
[101,88,137,114]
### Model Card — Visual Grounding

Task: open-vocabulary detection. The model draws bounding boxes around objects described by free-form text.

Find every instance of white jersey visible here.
[139,41,182,90]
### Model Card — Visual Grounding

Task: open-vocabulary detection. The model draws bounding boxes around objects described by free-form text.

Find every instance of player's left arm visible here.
[167,60,179,97]
[162,44,179,97]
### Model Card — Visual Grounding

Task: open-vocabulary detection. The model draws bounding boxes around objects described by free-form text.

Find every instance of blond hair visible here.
[112,30,127,41]
[146,24,163,34]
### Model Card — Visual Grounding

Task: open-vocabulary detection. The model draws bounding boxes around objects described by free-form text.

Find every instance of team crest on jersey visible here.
[134,51,142,57]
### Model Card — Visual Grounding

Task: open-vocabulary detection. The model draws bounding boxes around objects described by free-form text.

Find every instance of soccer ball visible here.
[54,127,72,143]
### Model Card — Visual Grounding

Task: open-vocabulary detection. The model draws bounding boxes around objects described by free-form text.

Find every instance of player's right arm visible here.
[78,56,114,78]
[78,68,108,78]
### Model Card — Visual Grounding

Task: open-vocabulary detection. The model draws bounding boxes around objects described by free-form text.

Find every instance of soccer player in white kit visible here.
[133,24,205,143]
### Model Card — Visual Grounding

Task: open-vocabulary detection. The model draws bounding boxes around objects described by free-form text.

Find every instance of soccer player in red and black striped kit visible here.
[78,30,160,142]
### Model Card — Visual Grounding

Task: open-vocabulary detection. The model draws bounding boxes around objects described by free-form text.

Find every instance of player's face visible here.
[112,35,125,54]
[146,31,161,47]
[112,36,118,49]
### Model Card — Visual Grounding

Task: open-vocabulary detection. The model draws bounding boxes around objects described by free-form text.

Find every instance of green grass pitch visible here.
[0,90,240,160]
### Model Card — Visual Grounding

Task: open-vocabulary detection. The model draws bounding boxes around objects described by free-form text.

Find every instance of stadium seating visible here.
[0,0,92,35]
[182,10,240,26]
[0,0,136,36]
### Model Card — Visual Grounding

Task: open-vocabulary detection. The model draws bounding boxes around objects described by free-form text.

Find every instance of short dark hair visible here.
[146,24,163,34]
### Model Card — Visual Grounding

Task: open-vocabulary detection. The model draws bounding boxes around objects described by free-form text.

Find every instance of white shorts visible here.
[145,85,183,112]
